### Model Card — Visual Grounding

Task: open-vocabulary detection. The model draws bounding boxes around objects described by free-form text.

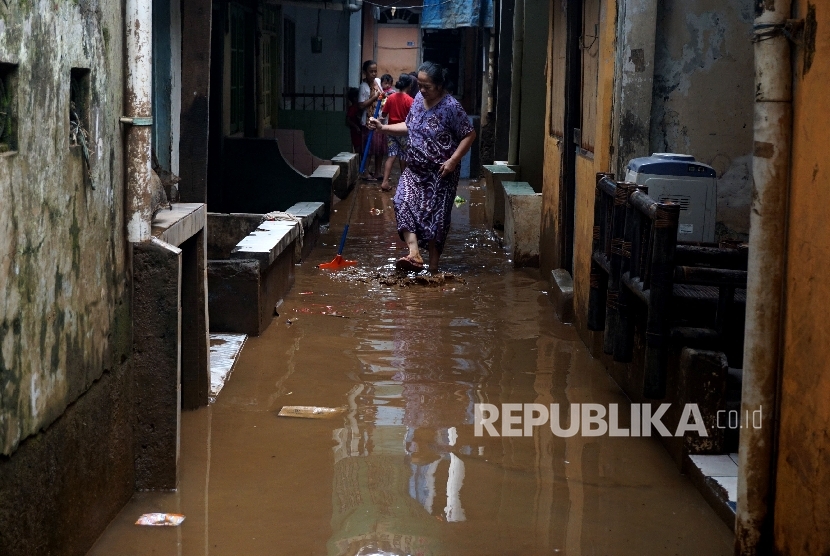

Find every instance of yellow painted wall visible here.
[540,0,615,303]
[540,0,566,277]
[774,1,830,551]
[572,0,617,338]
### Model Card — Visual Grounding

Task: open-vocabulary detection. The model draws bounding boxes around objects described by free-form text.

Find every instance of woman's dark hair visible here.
[395,73,413,91]
[361,59,376,76]
[407,71,419,96]
[417,61,451,91]
[380,73,393,85]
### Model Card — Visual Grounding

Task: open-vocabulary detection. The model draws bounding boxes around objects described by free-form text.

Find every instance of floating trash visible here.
[278,406,348,419]
[135,513,185,526]
[369,208,384,215]
[454,195,466,207]
[299,291,314,295]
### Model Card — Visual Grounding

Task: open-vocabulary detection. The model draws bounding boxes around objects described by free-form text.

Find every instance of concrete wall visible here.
[650,0,754,240]
[517,0,549,192]
[284,6,351,93]
[774,1,830,551]
[0,0,128,457]
[0,2,133,553]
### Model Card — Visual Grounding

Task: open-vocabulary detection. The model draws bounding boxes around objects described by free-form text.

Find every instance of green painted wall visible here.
[278,109,352,159]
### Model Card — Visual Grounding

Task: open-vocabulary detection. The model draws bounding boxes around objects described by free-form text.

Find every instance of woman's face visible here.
[364,64,378,82]
[418,71,442,102]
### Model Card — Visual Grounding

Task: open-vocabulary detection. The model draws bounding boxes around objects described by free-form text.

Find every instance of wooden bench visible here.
[482,163,518,229]
[207,213,300,336]
[587,173,747,399]
[502,181,541,267]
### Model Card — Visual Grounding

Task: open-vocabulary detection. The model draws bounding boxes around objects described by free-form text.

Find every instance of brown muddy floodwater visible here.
[89,181,732,555]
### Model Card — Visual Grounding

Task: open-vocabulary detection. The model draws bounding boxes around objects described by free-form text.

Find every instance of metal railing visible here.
[281,86,349,111]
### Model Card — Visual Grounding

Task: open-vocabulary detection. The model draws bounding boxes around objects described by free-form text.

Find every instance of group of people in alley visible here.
[346,60,476,273]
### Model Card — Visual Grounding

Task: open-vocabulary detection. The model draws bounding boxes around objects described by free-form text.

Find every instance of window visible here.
[262,37,272,126]
[230,3,246,134]
[69,68,91,149]
[0,62,17,153]
[262,5,279,128]
[283,18,296,97]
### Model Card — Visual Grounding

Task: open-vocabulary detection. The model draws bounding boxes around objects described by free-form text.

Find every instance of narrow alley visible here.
[88,182,732,555]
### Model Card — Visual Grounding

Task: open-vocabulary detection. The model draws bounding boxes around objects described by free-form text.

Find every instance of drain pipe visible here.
[507,0,523,165]
[124,0,154,242]
[735,0,793,553]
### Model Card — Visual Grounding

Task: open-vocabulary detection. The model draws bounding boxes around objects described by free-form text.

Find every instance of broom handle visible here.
[359,93,384,175]
[337,181,361,256]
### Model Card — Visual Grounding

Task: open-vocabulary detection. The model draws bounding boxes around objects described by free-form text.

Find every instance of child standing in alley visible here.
[345,87,362,157]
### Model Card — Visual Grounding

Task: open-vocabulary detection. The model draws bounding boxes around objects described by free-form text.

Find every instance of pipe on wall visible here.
[125,0,154,242]
[735,0,793,553]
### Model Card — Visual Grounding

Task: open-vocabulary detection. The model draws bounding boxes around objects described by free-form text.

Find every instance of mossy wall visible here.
[0,0,128,456]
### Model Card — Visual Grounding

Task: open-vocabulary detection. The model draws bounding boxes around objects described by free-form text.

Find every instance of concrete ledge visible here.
[551,269,575,324]
[209,216,298,336]
[152,203,206,247]
[310,164,340,181]
[285,201,325,228]
[286,202,326,261]
[502,181,541,267]
[331,152,358,198]
[482,164,518,229]
[207,212,264,259]
[230,220,300,268]
[685,453,737,529]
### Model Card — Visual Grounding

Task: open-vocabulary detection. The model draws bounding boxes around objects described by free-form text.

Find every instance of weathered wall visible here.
[284,6,350,91]
[541,0,616,344]
[0,0,128,456]
[539,0,565,278]
[650,0,754,240]
[774,1,830,552]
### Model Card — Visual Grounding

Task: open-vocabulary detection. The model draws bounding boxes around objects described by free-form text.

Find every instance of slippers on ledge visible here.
[395,256,424,272]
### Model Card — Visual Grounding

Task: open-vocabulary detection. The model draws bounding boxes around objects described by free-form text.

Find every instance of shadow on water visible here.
[88,181,733,556]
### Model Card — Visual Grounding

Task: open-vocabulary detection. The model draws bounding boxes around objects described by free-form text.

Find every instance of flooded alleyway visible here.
[88,181,732,555]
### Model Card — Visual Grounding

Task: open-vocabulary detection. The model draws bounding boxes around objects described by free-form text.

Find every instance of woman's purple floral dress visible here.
[393,93,474,253]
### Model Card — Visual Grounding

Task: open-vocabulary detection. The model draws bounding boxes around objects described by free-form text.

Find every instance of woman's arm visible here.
[358,89,380,111]
[368,118,408,136]
[439,130,477,178]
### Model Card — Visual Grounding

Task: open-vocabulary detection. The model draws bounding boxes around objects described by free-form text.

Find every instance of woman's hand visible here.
[439,157,460,178]
[367,117,383,131]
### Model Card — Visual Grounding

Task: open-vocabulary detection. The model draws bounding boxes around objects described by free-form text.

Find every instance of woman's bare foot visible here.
[380,180,392,191]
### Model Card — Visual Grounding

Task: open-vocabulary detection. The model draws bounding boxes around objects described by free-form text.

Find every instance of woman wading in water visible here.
[368,62,476,273]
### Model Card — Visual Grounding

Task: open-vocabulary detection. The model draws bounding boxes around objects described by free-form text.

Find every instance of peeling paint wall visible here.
[775,1,830,551]
[0,0,127,456]
[651,0,754,240]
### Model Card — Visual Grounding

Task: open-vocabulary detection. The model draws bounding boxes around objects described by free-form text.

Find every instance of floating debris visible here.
[135,513,185,526]
[299,291,314,295]
[454,195,466,207]
[369,208,384,215]
[324,266,466,288]
[278,406,347,419]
